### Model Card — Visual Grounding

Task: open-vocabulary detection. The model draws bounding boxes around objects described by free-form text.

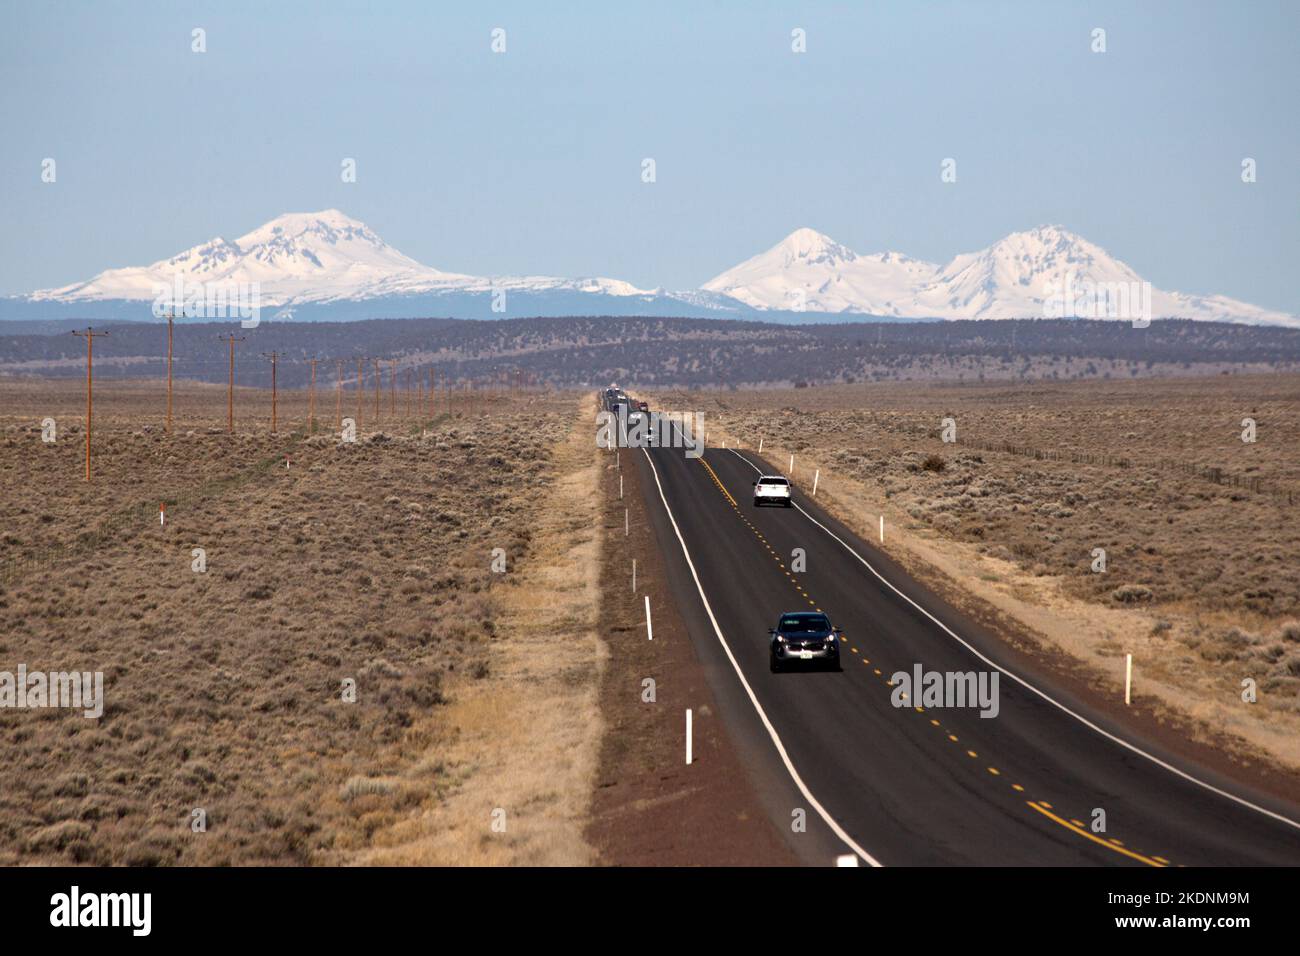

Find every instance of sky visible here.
[1,0,1297,311]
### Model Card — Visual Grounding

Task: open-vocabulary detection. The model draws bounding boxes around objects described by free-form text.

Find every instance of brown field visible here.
[0,377,600,865]
[652,374,1300,772]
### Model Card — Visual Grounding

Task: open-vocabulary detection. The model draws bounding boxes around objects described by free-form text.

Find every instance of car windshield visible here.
[779,614,830,633]
[760,477,788,486]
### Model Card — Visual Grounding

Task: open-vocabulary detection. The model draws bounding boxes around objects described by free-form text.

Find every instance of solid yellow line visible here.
[1025,801,1165,867]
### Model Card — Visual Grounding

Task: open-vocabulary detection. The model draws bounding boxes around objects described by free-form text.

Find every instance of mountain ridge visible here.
[704,224,1296,327]
[14,211,1296,327]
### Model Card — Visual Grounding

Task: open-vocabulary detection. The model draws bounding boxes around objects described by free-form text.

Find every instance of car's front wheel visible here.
[769,651,782,673]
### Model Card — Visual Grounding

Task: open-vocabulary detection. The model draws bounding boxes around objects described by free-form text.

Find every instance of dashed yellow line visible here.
[691,447,1176,867]
[1025,802,1165,867]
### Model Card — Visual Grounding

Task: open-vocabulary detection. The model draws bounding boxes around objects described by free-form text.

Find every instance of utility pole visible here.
[165,309,175,433]
[70,327,109,481]
[389,359,397,416]
[417,368,423,420]
[307,357,318,432]
[355,356,365,426]
[219,334,246,434]
[405,366,412,418]
[261,351,280,432]
[372,358,382,423]
[335,358,344,429]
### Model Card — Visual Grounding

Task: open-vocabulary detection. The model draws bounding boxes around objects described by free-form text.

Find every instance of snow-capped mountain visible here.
[702,227,940,316]
[704,225,1297,327]
[910,225,1294,325]
[29,209,651,308]
[16,212,1295,327]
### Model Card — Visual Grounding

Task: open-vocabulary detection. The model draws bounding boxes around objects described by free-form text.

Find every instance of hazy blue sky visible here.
[1,0,1297,310]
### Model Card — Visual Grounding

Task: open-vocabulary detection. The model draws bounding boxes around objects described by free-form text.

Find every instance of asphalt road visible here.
[632,437,1300,866]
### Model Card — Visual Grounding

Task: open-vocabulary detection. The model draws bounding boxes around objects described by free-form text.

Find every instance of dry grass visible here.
[0,378,590,865]
[344,397,604,865]
[655,374,1300,771]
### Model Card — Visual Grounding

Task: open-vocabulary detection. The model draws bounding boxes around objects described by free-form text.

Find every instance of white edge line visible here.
[725,447,1300,834]
[639,444,885,867]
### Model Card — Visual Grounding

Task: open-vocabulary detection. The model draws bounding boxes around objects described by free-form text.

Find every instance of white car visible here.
[752,475,792,507]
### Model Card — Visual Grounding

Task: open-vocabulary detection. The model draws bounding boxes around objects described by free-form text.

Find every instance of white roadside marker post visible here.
[879,514,884,544]
[159,503,166,526]
[789,453,794,476]
[619,474,623,499]
[625,508,629,536]
[632,558,636,593]
[685,708,693,765]
[1125,654,1133,706]
[812,469,820,497]
[758,437,764,453]
[645,595,653,641]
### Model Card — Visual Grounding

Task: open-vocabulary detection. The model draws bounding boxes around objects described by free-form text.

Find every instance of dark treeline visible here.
[2,316,1299,389]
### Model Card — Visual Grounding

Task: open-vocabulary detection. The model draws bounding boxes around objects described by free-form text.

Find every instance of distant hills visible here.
[3,316,1297,389]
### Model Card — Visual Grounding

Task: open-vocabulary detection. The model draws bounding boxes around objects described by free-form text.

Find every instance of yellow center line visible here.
[698,457,738,507]
[690,450,1177,869]
[1025,802,1165,867]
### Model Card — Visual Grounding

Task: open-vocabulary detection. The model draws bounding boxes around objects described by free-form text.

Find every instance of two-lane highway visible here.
[633,435,1300,865]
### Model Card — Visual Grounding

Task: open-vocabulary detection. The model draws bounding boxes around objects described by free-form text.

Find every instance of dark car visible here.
[769,611,843,672]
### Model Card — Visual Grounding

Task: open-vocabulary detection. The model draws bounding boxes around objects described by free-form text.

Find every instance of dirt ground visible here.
[583,439,798,865]
[651,374,1300,777]
[0,377,594,865]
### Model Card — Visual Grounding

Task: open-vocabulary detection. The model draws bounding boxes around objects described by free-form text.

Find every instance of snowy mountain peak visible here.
[776,227,858,265]
[918,225,1146,319]
[234,209,382,249]
[957,224,1135,281]
[21,213,1296,327]
[703,229,938,314]
[702,225,1295,325]
[29,210,639,307]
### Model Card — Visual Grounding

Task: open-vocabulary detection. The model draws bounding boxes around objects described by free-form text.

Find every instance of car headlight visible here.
[774,635,786,643]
